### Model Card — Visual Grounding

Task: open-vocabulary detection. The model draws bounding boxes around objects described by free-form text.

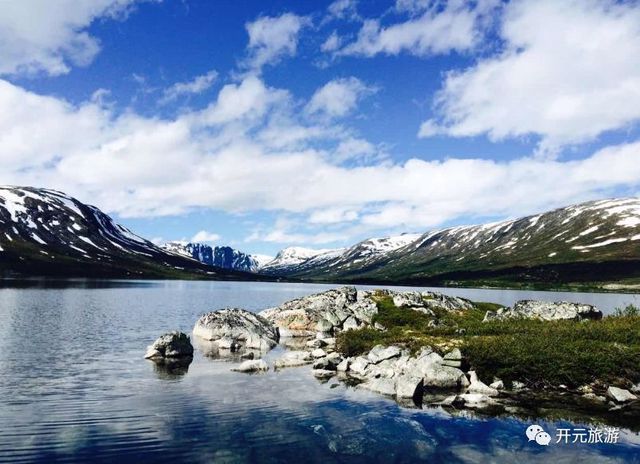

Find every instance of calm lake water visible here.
[0,280,639,463]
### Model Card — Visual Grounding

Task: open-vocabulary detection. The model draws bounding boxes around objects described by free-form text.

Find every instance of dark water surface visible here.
[0,280,638,463]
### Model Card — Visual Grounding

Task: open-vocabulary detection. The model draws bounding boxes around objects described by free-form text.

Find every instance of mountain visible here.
[0,186,257,280]
[266,199,640,290]
[259,246,345,274]
[162,241,271,273]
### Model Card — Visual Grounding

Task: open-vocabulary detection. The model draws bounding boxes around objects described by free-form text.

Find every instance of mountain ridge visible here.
[0,186,258,280]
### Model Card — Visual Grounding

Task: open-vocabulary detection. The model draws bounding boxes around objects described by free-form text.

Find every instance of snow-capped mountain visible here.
[162,241,271,273]
[259,246,344,274]
[0,186,255,279]
[263,199,640,288]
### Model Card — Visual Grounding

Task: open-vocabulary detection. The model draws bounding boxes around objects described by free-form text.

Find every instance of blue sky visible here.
[1,0,640,257]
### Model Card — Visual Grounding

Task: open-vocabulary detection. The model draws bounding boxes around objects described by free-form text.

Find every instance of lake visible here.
[0,280,639,463]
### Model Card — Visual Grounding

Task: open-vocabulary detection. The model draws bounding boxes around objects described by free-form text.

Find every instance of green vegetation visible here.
[336,298,640,388]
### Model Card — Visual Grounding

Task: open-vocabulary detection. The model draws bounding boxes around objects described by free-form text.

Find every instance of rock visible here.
[259,287,361,336]
[316,318,334,333]
[313,369,336,379]
[217,338,239,350]
[144,331,194,359]
[511,380,526,391]
[336,358,351,372]
[489,380,504,390]
[607,386,638,403]
[392,292,425,308]
[483,300,602,322]
[306,339,328,348]
[313,357,341,371]
[311,348,327,358]
[367,345,401,364]
[273,351,312,368]
[232,359,268,373]
[456,393,495,408]
[193,308,279,351]
[443,348,462,361]
[240,352,255,360]
[342,316,360,331]
[421,292,475,312]
[358,378,397,396]
[631,383,640,394]
[349,357,370,376]
[440,395,457,406]
[423,364,469,389]
[467,371,499,397]
[441,360,461,368]
[396,375,424,398]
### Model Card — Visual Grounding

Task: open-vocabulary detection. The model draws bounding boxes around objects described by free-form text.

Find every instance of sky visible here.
[1,0,640,257]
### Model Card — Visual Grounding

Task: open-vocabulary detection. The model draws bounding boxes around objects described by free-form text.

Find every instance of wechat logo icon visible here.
[526,424,551,446]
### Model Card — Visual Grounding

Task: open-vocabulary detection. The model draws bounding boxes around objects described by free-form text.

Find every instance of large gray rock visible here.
[423,364,469,389]
[193,308,279,350]
[483,300,602,322]
[145,331,194,359]
[259,287,360,336]
[607,386,638,403]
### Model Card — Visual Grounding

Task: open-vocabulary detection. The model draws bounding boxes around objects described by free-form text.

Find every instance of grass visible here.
[336,296,640,389]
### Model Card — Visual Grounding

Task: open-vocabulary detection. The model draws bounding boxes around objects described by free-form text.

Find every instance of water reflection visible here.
[150,357,192,379]
[0,280,639,463]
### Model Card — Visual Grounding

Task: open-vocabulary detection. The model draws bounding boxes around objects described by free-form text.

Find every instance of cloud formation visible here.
[337,0,497,57]
[306,77,376,118]
[1,75,639,245]
[420,0,640,153]
[0,0,143,76]
[244,13,311,71]
[160,70,218,104]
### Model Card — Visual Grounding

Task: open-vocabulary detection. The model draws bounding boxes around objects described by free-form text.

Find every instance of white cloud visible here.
[1,75,639,245]
[321,31,342,53]
[326,0,360,22]
[421,0,640,152]
[338,0,497,57]
[160,70,218,104]
[0,0,143,76]
[191,230,221,243]
[244,13,310,71]
[306,77,376,118]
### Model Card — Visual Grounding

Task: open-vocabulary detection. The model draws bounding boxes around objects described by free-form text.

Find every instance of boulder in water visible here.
[144,331,194,360]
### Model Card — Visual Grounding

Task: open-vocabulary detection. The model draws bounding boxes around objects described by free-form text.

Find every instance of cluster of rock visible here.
[259,286,474,337]
[144,286,638,416]
[483,300,602,322]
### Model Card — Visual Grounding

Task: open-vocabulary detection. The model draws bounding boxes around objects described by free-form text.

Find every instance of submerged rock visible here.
[232,359,269,373]
[144,331,194,360]
[483,300,602,322]
[193,308,279,351]
[273,350,312,368]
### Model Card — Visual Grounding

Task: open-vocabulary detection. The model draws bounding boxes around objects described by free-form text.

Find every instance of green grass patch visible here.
[336,297,640,388]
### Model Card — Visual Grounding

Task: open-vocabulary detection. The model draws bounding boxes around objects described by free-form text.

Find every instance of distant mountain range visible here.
[1,186,639,290]
[0,186,256,280]
[263,198,640,289]
[162,241,271,273]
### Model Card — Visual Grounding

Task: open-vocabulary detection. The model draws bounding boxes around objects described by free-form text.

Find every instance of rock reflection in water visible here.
[150,356,193,379]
